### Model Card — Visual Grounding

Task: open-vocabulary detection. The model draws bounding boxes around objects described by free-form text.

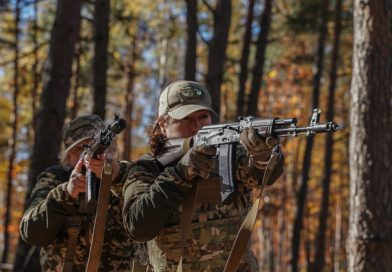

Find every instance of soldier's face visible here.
[160,110,212,139]
[68,139,92,167]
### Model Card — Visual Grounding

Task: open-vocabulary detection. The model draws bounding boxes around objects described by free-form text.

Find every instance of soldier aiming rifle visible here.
[20,114,148,272]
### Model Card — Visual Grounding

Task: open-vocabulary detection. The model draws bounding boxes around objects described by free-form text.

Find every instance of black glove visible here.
[175,145,216,181]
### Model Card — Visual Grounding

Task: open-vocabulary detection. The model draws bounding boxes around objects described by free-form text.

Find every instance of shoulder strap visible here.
[61,164,83,272]
[223,146,281,272]
[62,215,83,272]
[176,182,198,272]
[175,146,282,272]
[85,153,115,272]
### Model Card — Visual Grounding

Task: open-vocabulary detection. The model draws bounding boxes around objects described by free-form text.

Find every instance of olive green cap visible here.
[158,80,216,119]
[62,114,105,154]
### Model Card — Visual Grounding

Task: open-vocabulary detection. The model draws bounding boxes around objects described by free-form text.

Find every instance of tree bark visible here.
[313,0,342,271]
[277,179,287,272]
[31,0,39,131]
[333,189,342,272]
[122,29,137,161]
[348,1,392,271]
[2,0,20,264]
[71,38,81,119]
[260,203,276,272]
[291,0,329,271]
[247,0,272,117]
[92,0,110,119]
[205,0,231,118]
[184,0,197,81]
[158,3,169,90]
[236,0,255,116]
[14,0,81,270]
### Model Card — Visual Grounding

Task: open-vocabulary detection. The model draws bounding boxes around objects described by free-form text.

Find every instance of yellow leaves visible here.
[268,70,278,79]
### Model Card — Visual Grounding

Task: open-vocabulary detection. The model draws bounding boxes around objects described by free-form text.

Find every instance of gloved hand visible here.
[175,145,217,181]
[240,127,278,165]
[67,159,86,199]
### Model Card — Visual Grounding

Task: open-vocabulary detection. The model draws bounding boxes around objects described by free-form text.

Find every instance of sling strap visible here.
[176,145,281,272]
[176,181,198,272]
[223,145,281,272]
[62,214,83,272]
[62,190,91,272]
[85,152,114,272]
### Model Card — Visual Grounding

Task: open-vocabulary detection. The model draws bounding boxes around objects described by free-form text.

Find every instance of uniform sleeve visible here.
[19,170,78,246]
[236,146,284,189]
[122,160,193,242]
[110,161,133,197]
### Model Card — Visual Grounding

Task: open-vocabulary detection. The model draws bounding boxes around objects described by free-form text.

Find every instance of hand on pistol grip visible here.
[240,127,279,168]
[175,145,217,181]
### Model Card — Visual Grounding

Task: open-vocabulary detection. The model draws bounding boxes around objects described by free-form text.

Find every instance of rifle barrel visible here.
[273,122,338,136]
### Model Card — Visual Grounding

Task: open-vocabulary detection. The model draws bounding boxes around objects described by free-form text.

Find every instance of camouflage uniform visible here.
[20,161,148,271]
[123,147,284,272]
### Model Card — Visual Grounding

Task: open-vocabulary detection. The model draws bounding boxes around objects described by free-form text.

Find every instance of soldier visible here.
[122,80,285,272]
[20,114,148,271]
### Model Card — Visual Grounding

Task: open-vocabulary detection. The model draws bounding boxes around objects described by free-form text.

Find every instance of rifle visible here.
[63,115,126,272]
[157,108,338,204]
[83,115,126,272]
[82,114,126,210]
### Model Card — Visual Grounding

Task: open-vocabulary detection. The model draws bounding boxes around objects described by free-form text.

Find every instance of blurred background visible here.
[0,0,379,271]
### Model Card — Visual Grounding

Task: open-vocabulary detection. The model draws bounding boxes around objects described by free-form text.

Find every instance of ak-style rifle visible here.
[82,114,126,209]
[157,109,338,204]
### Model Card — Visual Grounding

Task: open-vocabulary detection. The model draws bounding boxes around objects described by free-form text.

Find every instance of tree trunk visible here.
[31,0,39,131]
[313,0,342,271]
[2,0,20,264]
[71,38,81,119]
[158,3,169,90]
[260,215,274,272]
[122,31,137,161]
[205,0,231,119]
[277,179,287,272]
[291,0,329,271]
[247,0,272,117]
[333,189,342,272]
[184,0,197,81]
[92,0,110,119]
[14,0,81,270]
[348,1,392,271]
[236,0,255,116]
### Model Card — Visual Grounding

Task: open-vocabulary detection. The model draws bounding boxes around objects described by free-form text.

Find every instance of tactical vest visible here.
[37,164,147,271]
[143,156,259,272]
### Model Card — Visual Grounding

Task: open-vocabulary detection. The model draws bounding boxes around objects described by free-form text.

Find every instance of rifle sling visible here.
[85,156,114,272]
[176,180,198,272]
[223,146,281,272]
[62,214,83,272]
[175,146,281,272]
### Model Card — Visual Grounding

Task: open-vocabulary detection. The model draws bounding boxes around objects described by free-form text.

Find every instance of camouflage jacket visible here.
[123,146,284,272]
[20,161,148,272]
